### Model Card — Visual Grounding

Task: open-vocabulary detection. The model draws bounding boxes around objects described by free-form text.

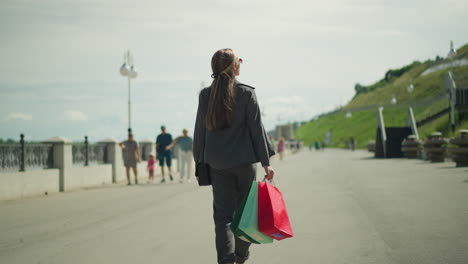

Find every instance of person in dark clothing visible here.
[193,49,275,264]
[156,126,173,182]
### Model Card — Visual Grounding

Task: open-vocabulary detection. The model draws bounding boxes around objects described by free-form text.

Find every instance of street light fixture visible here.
[119,50,138,134]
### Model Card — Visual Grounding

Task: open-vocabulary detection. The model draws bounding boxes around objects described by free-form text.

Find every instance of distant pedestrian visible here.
[278,137,285,160]
[314,140,320,151]
[193,48,275,264]
[156,126,174,183]
[269,136,277,152]
[147,153,156,183]
[321,141,326,151]
[349,137,356,151]
[166,128,193,183]
[119,133,141,185]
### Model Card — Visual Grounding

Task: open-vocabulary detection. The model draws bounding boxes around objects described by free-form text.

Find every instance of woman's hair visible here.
[205,48,239,131]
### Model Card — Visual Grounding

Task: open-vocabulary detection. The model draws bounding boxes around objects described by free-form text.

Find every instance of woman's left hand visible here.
[263,166,275,180]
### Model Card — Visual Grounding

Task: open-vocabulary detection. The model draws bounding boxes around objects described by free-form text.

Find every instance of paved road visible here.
[1,150,468,264]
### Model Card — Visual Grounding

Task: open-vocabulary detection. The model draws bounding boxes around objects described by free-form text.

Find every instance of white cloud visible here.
[62,111,87,121]
[266,96,303,104]
[5,112,33,121]
[262,95,319,128]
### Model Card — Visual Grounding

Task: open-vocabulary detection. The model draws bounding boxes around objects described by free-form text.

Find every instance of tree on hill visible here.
[355,61,423,97]
[354,83,365,94]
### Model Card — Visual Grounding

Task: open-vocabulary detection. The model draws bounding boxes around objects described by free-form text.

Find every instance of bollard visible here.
[401,135,421,159]
[449,129,468,167]
[20,134,25,172]
[423,132,447,162]
[84,136,89,166]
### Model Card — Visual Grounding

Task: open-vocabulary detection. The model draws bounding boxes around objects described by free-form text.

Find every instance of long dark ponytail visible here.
[205,49,239,131]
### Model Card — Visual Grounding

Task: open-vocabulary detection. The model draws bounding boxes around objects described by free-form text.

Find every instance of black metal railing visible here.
[72,136,107,166]
[0,144,21,172]
[25,144,54,170]
[455,89,468,106]
[0,134,54,172]
[89,144,107,164]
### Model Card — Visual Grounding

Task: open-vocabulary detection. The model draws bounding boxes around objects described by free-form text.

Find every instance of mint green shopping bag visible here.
[231,191,258,244]
[231,181,273,244]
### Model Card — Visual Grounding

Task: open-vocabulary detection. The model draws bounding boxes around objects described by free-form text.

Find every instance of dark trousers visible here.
[211,163,257,264]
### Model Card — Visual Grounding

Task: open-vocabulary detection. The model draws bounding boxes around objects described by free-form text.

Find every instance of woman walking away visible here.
[193,49,275,264]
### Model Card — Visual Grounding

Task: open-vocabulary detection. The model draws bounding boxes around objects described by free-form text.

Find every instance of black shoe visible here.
[169,174,174,181]
[160,178,166,183]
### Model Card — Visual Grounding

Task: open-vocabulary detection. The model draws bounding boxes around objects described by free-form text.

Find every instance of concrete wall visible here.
[0,137,182,201]
[68,164,113,190]
[0,169,60,200]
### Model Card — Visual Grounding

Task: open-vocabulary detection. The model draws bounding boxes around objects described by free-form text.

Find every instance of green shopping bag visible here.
[231,181,274,244]
[231,192,258,244]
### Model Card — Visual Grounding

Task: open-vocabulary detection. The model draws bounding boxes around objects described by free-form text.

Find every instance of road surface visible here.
[1,149,468,263]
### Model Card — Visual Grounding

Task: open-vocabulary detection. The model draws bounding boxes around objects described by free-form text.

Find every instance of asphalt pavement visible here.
[1,149,467,264]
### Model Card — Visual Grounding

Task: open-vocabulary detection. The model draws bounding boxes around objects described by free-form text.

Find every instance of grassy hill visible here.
[295,43,468,149]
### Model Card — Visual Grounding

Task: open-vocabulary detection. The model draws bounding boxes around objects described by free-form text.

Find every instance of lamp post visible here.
[345,111,353,150]
[390,95,397,126]
[407,83,414,110]
[406,82,419,138]
[119,50,138,135]
[407,83,414,94]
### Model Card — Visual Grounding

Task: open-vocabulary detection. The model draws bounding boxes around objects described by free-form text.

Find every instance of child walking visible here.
[147,153,156,183]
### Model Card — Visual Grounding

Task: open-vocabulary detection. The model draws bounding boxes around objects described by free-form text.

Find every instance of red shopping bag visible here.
[257,181,294,240]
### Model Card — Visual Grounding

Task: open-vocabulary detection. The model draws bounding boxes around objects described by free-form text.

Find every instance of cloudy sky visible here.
[0,0,467,141]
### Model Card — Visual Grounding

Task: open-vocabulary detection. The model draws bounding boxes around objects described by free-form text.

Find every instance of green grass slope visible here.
[296,44,468,149]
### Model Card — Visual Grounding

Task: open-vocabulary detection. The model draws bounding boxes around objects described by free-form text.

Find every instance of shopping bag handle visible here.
[262,178,276,186]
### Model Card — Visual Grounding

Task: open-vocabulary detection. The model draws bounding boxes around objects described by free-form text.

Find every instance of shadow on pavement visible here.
[133,182,194,188]
[436,166,463,169]
[358,157,376,160]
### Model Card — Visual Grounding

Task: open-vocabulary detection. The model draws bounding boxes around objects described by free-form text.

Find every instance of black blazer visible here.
[193,81,275,170]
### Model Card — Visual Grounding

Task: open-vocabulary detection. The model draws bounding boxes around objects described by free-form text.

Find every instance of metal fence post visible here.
[85,136,89,166]
[20,134,25,172]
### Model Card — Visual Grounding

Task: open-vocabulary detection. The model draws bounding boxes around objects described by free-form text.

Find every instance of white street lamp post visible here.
[345,111,353,150]
[407,83,414,94]
[119,50,138,134]
[390,96,398,126]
